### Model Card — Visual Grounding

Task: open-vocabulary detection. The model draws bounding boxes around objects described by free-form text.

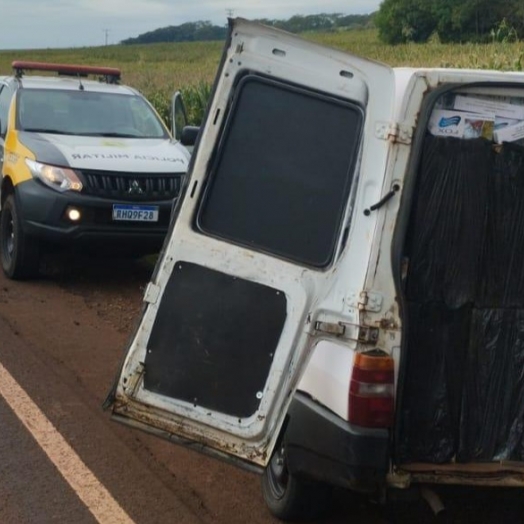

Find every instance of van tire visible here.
[0,195,40,279]
[261,443,332,521]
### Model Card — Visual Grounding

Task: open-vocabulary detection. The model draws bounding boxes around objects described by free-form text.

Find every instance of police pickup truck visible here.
[0,61,190,278]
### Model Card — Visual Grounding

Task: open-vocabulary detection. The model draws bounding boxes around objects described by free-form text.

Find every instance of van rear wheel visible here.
[0,194,40,279]
[261,444,332,521]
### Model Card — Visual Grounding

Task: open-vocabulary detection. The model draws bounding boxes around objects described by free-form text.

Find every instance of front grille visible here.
[79,169,184,201]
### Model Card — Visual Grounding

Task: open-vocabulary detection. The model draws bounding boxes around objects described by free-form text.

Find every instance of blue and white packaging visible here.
[428,109,495,139]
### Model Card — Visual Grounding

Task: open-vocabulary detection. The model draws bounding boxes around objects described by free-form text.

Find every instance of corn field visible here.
[2,29,524,126]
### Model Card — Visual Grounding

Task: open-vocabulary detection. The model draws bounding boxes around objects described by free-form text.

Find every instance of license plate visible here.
[112,204,159,222]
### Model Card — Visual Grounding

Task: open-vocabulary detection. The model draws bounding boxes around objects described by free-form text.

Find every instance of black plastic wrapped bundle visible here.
[400,135,524,465]
[399,302,471,463]
[406,136,492,308]
[476,144,524,307]
[458,308,524,462]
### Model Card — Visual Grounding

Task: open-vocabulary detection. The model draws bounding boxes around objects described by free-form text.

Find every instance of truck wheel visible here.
[0,195,40,279]
[261,443,332,521]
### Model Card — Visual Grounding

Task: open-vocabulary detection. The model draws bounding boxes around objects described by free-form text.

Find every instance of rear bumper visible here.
[285,392,390,492]
[16,179,174,251]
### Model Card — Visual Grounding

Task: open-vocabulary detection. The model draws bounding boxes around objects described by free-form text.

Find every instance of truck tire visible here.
[261,443,332,521]
[0,194,40,279]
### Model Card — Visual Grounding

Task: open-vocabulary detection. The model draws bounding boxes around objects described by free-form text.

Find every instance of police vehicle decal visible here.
[17,131,70,167]
[17,133,188,173]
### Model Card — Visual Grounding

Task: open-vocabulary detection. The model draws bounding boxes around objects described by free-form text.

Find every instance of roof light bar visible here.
[12,61,121,84]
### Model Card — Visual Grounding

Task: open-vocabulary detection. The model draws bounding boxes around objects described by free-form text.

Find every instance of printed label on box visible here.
[495,117,520,130]
[454,95,524,120]
[428,109,495,140]
[493,120,524,144]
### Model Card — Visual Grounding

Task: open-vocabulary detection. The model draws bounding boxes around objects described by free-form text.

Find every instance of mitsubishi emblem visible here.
[127,179,144,195]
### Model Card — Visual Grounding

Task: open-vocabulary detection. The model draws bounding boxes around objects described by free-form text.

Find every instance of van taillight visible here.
[348,352,395,428]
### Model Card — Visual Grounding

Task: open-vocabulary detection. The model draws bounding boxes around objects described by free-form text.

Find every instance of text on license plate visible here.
[112,205,159,222]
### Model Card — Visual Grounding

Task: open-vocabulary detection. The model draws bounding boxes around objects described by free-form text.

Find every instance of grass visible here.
[2,29,524,124]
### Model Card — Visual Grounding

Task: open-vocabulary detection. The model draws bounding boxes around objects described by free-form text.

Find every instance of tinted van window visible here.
[197,75,363,267]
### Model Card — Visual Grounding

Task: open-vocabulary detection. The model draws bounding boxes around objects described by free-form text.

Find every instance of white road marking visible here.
[0,361,135,524]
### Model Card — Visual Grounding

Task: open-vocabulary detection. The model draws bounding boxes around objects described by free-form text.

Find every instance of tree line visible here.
[120,14,373,45]
[120,5,524,47]
[376,0,524,44]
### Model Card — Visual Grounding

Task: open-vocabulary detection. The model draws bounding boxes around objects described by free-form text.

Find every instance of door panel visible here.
[109,18,396,467]
[144,262,287,418]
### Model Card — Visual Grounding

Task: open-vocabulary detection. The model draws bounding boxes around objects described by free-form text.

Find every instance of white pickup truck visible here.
[0,61,192,278]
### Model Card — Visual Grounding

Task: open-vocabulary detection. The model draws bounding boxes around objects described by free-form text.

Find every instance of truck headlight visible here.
[25,159,83,193]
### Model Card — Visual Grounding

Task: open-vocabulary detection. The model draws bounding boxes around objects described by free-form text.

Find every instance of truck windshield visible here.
[16,88,168,139]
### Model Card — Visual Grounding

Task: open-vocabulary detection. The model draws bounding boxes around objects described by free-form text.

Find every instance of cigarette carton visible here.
[493,120,524,144]
[495,117,520,130]
[428,109,495,140]
[454,95,524,120]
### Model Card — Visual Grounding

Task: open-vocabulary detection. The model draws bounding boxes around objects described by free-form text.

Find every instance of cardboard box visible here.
[493,120,524,144]
[454,94,524,120]
[495,117,520,130]
[428,109,495,140]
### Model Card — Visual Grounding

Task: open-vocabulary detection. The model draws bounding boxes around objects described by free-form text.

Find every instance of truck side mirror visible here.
[180,126,200,147]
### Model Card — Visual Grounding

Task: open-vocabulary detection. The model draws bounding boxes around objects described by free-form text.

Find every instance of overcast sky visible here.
[1,0,381,50]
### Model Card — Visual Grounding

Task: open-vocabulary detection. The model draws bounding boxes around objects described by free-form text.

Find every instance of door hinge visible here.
[375,121,413,145]
[359,291,383,313]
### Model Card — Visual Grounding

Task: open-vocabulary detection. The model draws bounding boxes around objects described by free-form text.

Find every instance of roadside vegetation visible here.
[1,27,524,127]
[0,41,221,125]
[120,14,373,45]
[375,0,524,44]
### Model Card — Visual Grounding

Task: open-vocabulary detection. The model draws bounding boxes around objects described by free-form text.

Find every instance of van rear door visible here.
[108,18,396,468]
